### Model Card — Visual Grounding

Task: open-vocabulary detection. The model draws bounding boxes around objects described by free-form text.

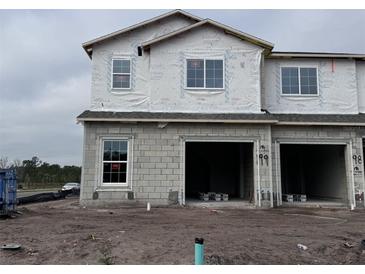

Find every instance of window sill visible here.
[111,89,132,93]
[184,88,225,91]
[96,185,131,192]
[281,94,319,97]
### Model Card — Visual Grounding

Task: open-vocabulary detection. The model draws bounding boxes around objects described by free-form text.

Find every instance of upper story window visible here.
[281,67,318,95]
[186,59,224,89]
[112,59,131,89]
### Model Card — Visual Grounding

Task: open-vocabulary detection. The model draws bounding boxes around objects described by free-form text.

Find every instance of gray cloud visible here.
[1,9,364,166]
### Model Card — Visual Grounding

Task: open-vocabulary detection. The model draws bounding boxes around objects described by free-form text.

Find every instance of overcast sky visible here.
[1,9,365,166]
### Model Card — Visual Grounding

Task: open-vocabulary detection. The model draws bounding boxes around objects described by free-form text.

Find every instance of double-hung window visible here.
[112,59,131,89]
[102,139,128,185]
[186,59,224,89]
[281,67,318,95]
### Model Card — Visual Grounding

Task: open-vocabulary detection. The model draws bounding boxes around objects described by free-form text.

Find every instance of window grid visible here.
[206,60,224,89]
[300,68,318,95]
[186,58,224,89]
[112,59,131,90]
[281,67,299,95]
[281,66,318,95]
[102,140,128,185]
[187,59,205,88]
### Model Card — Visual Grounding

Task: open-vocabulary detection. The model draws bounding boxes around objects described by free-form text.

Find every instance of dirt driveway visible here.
[1,198,365,265]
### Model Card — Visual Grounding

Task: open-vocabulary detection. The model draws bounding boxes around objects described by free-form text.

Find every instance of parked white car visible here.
[61,182,80,191]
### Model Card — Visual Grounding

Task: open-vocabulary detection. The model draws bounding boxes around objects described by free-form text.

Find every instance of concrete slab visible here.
[185,199,255,209]
[281,199,347,208]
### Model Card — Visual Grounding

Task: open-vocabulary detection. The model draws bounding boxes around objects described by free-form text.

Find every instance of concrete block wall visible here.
[80,122,365,208]
[80,122,272,207]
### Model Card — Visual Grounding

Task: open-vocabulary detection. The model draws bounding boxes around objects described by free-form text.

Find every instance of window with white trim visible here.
[186,59,224,89]
[281,67,318,95]
[112,59,131,89]
[102,140,128,184]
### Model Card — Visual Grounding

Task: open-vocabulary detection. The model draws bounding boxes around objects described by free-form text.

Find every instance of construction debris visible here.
[214,193,222,201]
[297,244,308,251]
[1,243,21,250]
[199,192,229,202]
[200,193,209,201]
[283,194,307,202]
[294,194,307,202]
[210,209,224,214]
[26,248,39,256]
[343,242,355,248]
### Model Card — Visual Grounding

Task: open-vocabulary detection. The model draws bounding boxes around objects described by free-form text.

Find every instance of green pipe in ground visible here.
[195,238,204,265]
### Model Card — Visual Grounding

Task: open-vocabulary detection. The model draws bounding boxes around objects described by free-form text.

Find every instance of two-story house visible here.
[77,10,365,208]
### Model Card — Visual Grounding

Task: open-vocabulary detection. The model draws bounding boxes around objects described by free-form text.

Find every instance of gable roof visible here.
[82,10,202,58]
[141,18,274,51]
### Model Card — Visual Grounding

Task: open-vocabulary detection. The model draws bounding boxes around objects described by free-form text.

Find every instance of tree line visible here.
[0,156,81,189]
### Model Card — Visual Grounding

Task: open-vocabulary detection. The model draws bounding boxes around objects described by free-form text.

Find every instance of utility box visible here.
[0,169,17,216]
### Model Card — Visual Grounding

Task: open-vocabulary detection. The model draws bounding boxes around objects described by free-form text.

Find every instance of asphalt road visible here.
[17,189,60,198]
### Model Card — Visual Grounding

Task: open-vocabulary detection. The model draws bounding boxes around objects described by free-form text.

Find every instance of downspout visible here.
[260,52,266,112]
[349,141,356,209]
[268,126,274,207]
[256,140,261,207]
[274,140,280,206]
[130,135,134,191]
[80,122,87,202]
[180,136,185,205]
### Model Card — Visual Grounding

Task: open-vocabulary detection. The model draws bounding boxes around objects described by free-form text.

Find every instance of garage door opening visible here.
[280,144,348,206]
[185,142,254,204]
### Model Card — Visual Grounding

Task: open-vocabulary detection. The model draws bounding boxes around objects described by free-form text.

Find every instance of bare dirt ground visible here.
[1,198,365,265]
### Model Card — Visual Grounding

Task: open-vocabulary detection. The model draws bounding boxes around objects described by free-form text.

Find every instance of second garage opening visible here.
[280,144,348,205]
[185,142,254,203]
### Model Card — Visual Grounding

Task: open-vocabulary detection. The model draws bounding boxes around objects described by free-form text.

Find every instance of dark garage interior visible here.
[185,142,254,201]
[280,144,348,204]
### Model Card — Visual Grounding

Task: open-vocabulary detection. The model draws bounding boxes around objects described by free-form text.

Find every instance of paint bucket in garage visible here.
[195,238,204,265]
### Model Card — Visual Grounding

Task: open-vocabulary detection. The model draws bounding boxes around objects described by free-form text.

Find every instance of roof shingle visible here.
[77,110,365,125]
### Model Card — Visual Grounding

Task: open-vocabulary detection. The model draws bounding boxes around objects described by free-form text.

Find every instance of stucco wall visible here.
[90,21,264,113]
[263,58,359,114]
[148,25,263,113]
[90,14,197,111]
[88,13,365,115]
